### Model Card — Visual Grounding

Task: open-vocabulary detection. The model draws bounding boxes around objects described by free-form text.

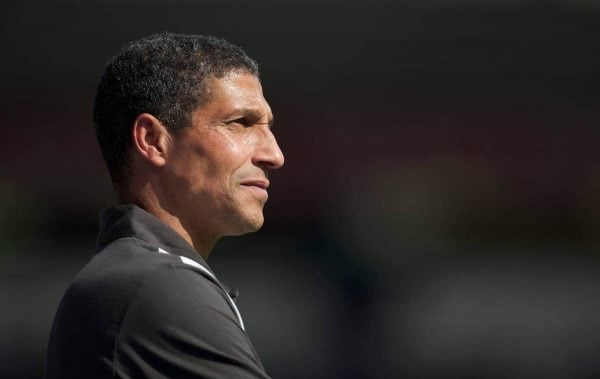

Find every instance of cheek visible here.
[220,132,256,169]
[222,133,243,152]
[166,141,211,190]
[221,128,258,153]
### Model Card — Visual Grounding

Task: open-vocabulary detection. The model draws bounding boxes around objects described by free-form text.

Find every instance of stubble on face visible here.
[161,71,283,251]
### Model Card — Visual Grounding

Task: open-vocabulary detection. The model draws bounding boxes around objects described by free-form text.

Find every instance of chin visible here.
[244,215,265,233]
[227,212,264,236]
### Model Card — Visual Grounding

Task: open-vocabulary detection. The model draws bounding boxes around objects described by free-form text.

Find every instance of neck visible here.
[117,185,216,260]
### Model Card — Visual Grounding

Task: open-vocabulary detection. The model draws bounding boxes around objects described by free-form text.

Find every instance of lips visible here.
[240,179,270,200]
[240,179,269,190]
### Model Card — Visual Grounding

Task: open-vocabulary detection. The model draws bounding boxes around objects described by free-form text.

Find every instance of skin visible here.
[123,71,284,259]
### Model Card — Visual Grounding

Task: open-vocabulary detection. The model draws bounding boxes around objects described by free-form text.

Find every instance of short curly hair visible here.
[93,32,259,186]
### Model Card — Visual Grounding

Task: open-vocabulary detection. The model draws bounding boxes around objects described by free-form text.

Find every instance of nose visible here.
[253,128,285,170]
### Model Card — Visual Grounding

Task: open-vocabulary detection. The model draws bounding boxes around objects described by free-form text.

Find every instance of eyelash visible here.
[227,118,274,131]
[228,118,251,127]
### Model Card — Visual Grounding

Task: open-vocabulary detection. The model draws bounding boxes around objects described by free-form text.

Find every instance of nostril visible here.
[253,138,284,169]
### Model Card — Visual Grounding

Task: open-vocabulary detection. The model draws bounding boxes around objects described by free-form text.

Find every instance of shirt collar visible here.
[96,203,213,275]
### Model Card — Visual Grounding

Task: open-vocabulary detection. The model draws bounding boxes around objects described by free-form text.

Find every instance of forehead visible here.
[199,72,272,120]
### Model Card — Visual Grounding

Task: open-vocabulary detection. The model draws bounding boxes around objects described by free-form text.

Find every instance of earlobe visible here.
[132,113,169,167]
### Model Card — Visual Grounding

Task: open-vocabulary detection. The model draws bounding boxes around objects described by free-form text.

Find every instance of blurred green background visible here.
[2,0,600,378]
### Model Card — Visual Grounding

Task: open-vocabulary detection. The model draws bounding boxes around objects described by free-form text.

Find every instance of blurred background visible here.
[2,0,600,377]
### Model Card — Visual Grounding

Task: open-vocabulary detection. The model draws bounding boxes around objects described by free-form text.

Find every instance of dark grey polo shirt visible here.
[45,204,269,379]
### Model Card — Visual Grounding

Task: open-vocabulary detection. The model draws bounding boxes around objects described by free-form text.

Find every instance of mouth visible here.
[240,179,269,190]
[240,180,270,200]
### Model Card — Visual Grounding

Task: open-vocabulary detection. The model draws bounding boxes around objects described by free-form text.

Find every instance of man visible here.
[45,32,284,378]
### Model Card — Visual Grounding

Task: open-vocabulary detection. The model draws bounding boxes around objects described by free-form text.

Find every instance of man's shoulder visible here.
[72,237,167,294]
[49,234,224,343]
[46,236,254,379]
[71,236,214,304]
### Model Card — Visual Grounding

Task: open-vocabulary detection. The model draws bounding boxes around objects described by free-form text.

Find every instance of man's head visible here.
[93,32,259,186]
[93,33,284,254]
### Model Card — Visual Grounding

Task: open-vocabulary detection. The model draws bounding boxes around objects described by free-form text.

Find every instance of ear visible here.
[132,113,170,167]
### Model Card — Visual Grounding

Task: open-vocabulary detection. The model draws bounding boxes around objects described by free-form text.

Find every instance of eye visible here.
[227,117,252,128]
